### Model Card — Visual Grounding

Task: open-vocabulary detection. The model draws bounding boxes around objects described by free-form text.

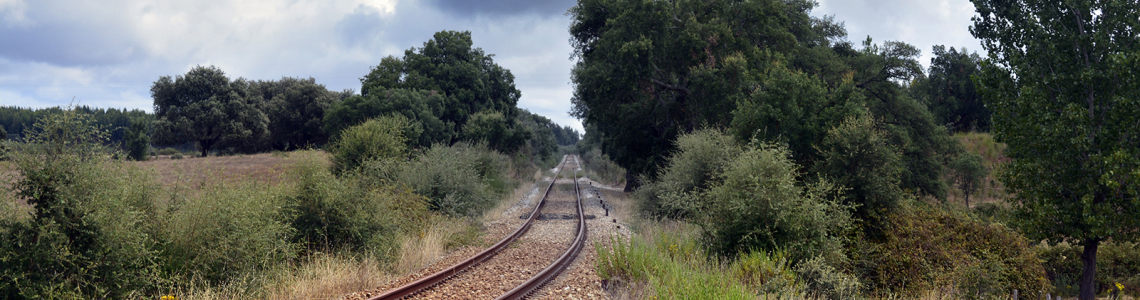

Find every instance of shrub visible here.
[595,223,762,299]
[578,148,625,186]
[328,115,411,174]
[158,147,180,155]
[813,112,904,235]
[637,128,743,219]
[284,151,431,253]
[125,117,150,161]
[728,250,801,295]
[170,153,183,159]
[396,143,513,216]
[700,144,852,263]
[156,180,296,284]
[0,109,158,299]
[852,201,1049,298]
[396,143,511,217]
[795,256,862,299]
[1037,240,1140,298]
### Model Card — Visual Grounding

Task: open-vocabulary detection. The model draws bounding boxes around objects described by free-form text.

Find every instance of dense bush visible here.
[852,201,1049,298]
[124,117,150,161]
[813,112,904,234]
[395,143,512,217]
[285,151,431,253]
[328,115,412,174]
[1037,240,1140,298]
[157,180,296,285]
[0,109,159,299]
[578,148,625,186]
[637,128,742,219]
[701,144,852,262]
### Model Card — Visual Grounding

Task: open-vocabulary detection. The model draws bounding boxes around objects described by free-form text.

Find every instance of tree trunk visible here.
[1079,238,1100,300]
[623,172,640,193]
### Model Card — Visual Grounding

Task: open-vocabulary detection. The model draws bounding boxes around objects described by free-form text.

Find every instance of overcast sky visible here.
[0,0,986,133]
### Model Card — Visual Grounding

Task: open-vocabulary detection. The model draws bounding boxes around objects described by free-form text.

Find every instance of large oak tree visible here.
[151,66,268,157]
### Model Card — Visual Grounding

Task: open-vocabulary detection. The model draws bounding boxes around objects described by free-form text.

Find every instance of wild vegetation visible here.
[0,30,574,299]
[575,0,1139,299]
[2,0,1138,299]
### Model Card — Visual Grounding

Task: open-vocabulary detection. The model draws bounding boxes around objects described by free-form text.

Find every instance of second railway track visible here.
[365,154,588,300]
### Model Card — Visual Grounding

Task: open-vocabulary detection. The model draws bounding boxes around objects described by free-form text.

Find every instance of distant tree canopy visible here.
[570,0,960,205]
[910,45,990,132]
[0,106,152,145]
[329,30,562,155]
[151,67,348,155]
[151,66,270,157]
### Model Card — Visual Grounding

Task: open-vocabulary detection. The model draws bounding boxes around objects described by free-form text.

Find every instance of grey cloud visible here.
[428,0,576,17]
[0,1,142,67]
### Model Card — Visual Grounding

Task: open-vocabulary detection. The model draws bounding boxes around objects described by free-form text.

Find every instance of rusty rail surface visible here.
[496,163,587,300]
[366,155,575,300]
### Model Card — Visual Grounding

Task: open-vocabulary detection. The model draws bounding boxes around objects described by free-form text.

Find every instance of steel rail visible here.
[366,156,572,300]
[496,158,587,300]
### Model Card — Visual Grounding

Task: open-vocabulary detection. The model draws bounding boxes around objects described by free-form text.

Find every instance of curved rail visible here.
[366,156,573,300]
[496,163,587,300]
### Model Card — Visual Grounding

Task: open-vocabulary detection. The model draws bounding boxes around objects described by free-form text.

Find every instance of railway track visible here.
[366,155,587,300]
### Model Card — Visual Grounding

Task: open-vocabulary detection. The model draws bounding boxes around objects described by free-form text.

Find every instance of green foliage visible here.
[971,0,1140,297]
[794,256,862,299]
[515,109,561,162]
[284,152,431,253]
[595,223,773,299]
[261,77,340,150]
[328,115,411,175]
[569,0,816,184]
[701,144,852,263]
[1037,240,1140,298]
[151,66,269,157]
[813,112,903,232]
[0,108,158,299]
[394,143,511,217]
[323,88,452,148]
[156,180,295,285]
[948,152,987,207]
[124,117,151,161]
[0,105,152,144]
[728,250,801,295]
[578,148,625,186]
[157,147,180,155]
[910,45,989,132]
[637,128,743,218]
[356,31,528,151]
[851,201,1049,298]
[569,0,960,200]
[460,110,529,154]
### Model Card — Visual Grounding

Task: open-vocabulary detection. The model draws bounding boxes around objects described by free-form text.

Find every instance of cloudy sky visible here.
[0,0,986,133]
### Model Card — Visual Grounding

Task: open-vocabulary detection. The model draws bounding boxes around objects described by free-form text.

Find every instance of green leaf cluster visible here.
[570,0,961,202]
[342,30,531,154]
[970,0,1140,297]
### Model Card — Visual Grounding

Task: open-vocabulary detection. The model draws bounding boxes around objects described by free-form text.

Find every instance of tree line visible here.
[2,30,580,162]
[569,0,1137,298]
[152,31,577,159]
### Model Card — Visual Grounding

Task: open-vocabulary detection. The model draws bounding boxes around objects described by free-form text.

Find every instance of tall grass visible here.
[596,222,801,300]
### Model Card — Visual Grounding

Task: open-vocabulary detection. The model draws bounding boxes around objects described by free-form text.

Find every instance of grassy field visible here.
[134,152,302,187]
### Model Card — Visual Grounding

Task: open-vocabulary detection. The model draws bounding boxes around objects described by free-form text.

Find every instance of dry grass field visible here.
[134,152,321,188]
